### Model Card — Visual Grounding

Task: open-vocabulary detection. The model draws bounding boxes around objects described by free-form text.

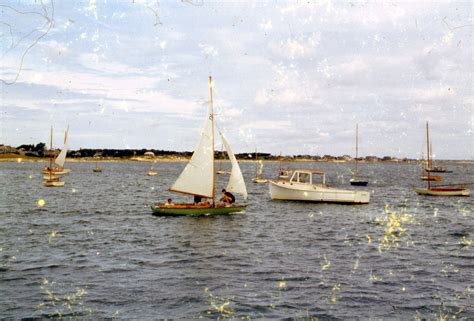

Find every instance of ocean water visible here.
[0,161,472,319]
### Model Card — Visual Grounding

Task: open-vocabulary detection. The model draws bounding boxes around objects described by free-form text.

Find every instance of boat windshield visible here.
[290,170,326,185]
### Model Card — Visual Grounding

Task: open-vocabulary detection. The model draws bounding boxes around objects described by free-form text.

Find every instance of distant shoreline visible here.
[1,154,473,164]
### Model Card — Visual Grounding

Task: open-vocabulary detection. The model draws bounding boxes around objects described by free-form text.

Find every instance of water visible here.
[1,161,472,319]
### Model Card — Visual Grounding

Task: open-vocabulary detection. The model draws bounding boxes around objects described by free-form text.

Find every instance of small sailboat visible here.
[93,158,102,172]
[415,122,469,196]
[216,144,230,175]
[277,152,292,178]
[425,143,451,173]
[151,76,248,216]
[420,152,442,181]
[42,126,70,175]
[252,149,267,183]
[350,124,368,186]
[44,126,65,187]
[147,161,158,176]
[269,169,370,204]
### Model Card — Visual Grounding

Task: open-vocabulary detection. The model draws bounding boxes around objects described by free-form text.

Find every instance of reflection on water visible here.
[0,161,472,319]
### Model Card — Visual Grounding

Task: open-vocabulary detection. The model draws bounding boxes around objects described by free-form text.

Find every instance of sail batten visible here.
[220,132,248,200]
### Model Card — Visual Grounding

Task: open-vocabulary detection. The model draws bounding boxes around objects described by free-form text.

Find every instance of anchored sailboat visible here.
[252,149,267,183]
[216,144,230,175]
[151,76,247,216]
[277,152,292,178]
[44,126,65,187]
[42,126,70,175]
[420,152,442,181]
[415,122,469,196]
[350,124,368,186]
[147,161,158,176]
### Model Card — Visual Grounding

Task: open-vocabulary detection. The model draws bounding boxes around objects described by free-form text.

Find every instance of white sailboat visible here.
[269,169,370,204]
[44,126,65,187]
[147,160,158,176]
[252,149,267,183]
[151,76,247,216]
[42,126,70,175]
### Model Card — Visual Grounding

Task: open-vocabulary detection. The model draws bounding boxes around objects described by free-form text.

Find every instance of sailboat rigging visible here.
[44,126,65,187]
[415,122,469,196]
[151,76,247,216]
[42,126,70,175]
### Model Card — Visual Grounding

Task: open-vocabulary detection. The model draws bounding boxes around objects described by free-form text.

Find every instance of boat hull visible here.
[93,168,102,172]
[421,175,443,181]
[350,178,368,186]
[269,181,370,204]
[44,180,65,187]
[415,188,470,196]
[42,168,71,175]
[252,178,268,183]
[426,167,449,173]
[216,170,230,175]
[151,204,246,216]
[147,171,158,176]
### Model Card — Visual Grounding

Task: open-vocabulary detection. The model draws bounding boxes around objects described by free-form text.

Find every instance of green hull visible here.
[151,205,246,217]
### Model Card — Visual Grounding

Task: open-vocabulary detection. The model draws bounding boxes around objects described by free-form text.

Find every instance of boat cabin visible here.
[289,169,326,185]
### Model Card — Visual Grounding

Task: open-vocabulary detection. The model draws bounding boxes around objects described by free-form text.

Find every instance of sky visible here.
[0,0,472,159]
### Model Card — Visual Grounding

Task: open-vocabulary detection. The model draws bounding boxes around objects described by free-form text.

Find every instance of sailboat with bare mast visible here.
[151,76,247,216]
[216,144,230,175]
[415,122,469,196]
[252,148,267,183]
[350,124,368,186]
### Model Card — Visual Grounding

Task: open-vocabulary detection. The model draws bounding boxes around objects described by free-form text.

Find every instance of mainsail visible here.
[220,132,248,200]
[170,103,215,198]
[54,127,69,168]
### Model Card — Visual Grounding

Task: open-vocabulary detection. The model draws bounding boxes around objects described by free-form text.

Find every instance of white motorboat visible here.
[269,169,370,204]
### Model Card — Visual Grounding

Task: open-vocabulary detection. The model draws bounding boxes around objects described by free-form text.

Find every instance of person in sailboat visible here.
[194,195,202,204]
[165,198,174,206]
[220,189,235,205]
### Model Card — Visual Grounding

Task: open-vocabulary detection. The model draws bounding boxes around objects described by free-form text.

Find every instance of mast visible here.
[279,151,282,172]
[209,76,216,205]
[426,122,431,189]
[355,123,359,177]
[49,126,53,179]
[421,152,424,177]
[255,148,258,179]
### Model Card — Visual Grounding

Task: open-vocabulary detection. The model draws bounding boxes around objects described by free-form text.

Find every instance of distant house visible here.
[365,156,379,162]
[144,151,155,158]
[0,145,19,154]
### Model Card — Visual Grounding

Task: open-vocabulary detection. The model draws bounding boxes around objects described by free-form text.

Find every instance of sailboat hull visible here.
[42,168,70,175]
[421,176,443,181]
[415,188,470,196]
[151,204,246,216]
[252,178,268,183]
[44,180,65,187]
[147,171,158,176]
